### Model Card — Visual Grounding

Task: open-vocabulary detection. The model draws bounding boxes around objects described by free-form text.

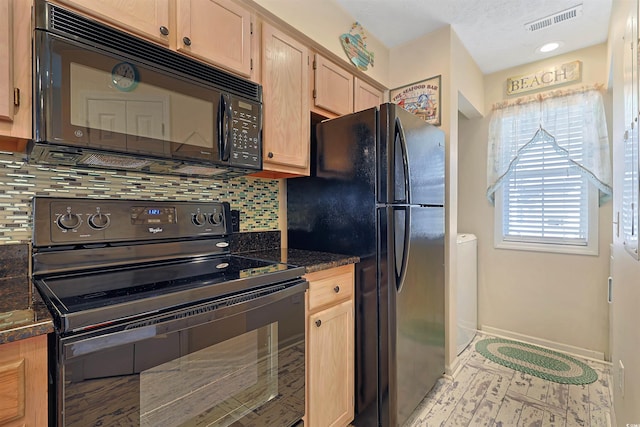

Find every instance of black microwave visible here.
[29,0,263,178]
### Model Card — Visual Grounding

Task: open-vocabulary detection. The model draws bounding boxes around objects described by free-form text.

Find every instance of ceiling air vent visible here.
[525,4,583,32]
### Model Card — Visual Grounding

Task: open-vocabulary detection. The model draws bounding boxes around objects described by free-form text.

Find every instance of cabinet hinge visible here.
[312,89,317,99]
[312,60,317,70]
[13,88,20,107]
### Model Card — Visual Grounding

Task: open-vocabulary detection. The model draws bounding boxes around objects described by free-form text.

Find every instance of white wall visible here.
[458,43,612,360]
[608,0,640,423]
[452,30,484,119]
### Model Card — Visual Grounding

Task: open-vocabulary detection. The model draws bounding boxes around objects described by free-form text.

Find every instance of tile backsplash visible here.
[0,151,279,243]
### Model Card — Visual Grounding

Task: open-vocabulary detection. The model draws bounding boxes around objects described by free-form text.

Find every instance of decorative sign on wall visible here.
[340,22,375,71]
[390,75,441,126]
[506,60,582,95]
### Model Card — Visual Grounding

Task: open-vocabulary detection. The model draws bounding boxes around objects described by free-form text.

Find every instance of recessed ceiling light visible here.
[538,42,561,53]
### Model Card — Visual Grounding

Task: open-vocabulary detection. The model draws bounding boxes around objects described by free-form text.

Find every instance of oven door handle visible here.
[63,279,308,360]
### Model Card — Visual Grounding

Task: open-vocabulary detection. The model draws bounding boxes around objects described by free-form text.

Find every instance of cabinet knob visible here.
[315,319,322,327]
[183,37,192,46]
[159,26,169,36]
[333,285,340,293]
[267,151,274,159]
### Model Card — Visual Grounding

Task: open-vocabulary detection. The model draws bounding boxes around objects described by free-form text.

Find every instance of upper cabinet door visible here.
[0,0,31,148]
[55,0,171,46]
[0,0,13,122]
[313,54,353,116]
[261,23,309,175]
[354,77,384,112]
[176,0,252,77]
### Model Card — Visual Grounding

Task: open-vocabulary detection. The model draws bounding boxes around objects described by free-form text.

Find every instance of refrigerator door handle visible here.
[393,117,411,204]
[392,205,411,293]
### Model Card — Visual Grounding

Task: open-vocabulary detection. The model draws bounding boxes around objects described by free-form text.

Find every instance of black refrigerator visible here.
[287,103,445,427]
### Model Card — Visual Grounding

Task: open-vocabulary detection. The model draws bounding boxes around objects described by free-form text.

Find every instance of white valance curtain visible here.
[486,88,612,205]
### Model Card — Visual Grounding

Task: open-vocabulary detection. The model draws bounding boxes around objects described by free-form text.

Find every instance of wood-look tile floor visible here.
[404,334,613,427]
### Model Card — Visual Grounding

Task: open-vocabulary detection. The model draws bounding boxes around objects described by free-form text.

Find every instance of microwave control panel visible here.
[230,98,261,168]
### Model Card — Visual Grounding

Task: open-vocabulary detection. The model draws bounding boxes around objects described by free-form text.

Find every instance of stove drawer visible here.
[306,264,354,312]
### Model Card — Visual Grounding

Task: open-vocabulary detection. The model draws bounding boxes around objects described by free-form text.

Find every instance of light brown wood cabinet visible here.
[0,335,48,427]
[304,264,354,427]
[312,54,354,116]
[54,0,171,46]
[311,53,385,118]
[259,22,310,177]
[0,0,13,125]
[354,77,385,112]
[55,0,256,78]
[176,0,253,77]
[0,0,31,151]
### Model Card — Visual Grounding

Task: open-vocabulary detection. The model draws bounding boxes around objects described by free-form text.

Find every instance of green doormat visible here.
[475,338,598,385]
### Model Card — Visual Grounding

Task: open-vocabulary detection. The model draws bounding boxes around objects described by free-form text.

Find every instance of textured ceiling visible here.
[333,0,612,74]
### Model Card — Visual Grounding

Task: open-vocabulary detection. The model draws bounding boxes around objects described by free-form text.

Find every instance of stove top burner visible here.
[34,254,302,334]
[47,255,293,310]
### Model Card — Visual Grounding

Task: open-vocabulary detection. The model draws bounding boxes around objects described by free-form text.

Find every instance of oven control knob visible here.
[209,212,224,225]
[88,213,110,230]
[192,212,207,226]
[57,213,81,230]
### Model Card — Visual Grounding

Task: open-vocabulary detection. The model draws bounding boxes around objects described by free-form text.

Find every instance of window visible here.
[494,133,599,254]
[487,89,611,255]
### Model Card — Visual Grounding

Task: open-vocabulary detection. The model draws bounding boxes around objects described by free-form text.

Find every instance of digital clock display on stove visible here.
[131,206,176,225]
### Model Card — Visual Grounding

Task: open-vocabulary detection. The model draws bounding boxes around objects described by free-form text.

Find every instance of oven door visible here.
[53,280,306,427]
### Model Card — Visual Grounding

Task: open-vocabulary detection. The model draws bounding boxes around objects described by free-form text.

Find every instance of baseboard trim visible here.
[480,325,606,362]
[445,356,462,379]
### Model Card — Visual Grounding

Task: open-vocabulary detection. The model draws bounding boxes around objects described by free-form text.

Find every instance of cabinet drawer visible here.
[306,265,354,312]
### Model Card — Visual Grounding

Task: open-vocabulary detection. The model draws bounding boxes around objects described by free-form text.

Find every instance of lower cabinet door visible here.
[0,335,47,427]
[307,299,354,427]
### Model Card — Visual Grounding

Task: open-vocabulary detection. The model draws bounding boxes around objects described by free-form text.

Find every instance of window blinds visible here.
[487,89,611,247]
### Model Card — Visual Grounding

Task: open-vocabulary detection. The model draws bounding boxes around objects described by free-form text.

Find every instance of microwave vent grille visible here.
[81,153,154,169]
[46,4,261,102]
[172,165,228,176]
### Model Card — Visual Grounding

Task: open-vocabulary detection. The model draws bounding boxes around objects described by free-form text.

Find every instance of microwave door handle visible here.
[217,95,224,160]
[223,98,232,161]
[217,94,232,162]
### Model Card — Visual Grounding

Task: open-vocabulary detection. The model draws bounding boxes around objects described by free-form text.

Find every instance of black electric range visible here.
[31,197,305,335]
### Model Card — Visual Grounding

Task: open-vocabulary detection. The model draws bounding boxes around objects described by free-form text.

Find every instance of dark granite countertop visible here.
[239,248,359,274]
[230,231,359,273]
[0,292,54,344]
[0,232,356,344]
[0,244,54,344]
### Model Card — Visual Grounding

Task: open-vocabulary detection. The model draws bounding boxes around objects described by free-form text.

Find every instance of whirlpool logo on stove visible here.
[148,227,163,234]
